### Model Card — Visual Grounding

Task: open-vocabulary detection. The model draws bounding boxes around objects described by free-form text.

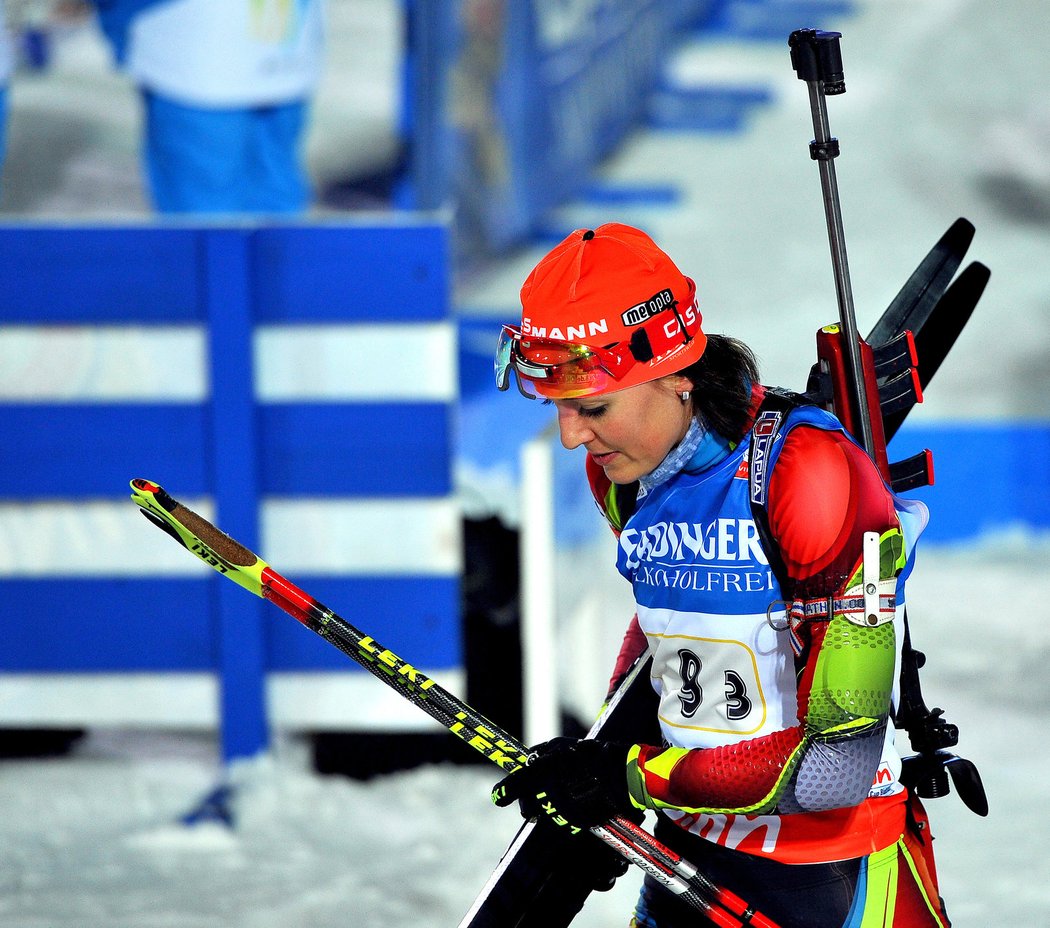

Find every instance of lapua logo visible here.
[749,410,782,506]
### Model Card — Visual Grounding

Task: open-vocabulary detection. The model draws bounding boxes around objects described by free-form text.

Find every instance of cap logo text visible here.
[622,289,675,327]
[521,317,609,341]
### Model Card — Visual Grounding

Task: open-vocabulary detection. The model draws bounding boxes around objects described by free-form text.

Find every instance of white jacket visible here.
[125,0,325,107]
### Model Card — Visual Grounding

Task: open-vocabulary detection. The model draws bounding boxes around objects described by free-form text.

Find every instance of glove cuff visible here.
[625,744,649,811]
[626,744,692,811]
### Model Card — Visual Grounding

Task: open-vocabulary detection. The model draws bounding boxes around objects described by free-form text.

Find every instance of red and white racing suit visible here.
[591,386,948,926]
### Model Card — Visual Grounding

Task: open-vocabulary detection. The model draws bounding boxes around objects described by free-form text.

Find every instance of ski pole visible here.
[129,479,781,928]
[789,28,876,457]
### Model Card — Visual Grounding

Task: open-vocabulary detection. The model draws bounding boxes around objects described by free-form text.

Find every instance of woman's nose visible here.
[557,406,592,450]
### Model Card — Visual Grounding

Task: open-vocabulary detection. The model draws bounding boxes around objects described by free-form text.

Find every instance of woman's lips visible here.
[590,450,618,466]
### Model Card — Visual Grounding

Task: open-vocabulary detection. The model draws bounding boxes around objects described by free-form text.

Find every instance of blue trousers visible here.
[141,90,310,214]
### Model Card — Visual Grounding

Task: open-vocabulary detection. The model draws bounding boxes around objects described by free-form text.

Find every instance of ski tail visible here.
[882,260,990,441]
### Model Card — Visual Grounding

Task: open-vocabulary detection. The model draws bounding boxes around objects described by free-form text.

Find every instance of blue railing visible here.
[0,220,460,761]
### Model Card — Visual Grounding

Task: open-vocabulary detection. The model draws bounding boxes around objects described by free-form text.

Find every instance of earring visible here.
[680,391,691,402]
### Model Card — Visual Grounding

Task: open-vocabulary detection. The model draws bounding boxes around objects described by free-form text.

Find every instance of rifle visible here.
[789,28,987,817]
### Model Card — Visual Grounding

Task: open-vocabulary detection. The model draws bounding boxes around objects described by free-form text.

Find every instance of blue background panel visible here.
[893,422,1050,541]
[0,227,205,322]
[264,576,461,671]
[251,224,449,322]
[258,403,453,497]
[0,405,210,499]
[0,579,216,671]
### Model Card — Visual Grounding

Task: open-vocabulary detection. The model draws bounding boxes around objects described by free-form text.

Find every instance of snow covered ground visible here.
[2,1,1049,926]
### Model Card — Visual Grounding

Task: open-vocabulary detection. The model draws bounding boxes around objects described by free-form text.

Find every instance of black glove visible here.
[545,823,631,893]
[491,737,637,834]
[574,834,631,891]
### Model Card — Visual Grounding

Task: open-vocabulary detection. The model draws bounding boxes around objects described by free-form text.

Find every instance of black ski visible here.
[460,220,989,928]
[866,217,975,348]
[801,219,990,491]
[459,653,658,928]
[882,260,989,441]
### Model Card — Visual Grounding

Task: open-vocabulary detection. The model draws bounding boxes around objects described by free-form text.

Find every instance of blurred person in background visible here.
[491,223,950,927]
[91,0,325,213]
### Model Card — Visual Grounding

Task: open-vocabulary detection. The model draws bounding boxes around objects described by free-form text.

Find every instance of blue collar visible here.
[638,417,734,497]
[687,424,735,473]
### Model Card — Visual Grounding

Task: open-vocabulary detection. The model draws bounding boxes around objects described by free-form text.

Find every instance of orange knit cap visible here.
[517,223,706,396]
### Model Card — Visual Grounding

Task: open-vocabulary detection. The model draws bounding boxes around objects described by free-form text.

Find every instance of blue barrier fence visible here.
[401,0,728,254]
[399,0,859,257]
[0,220,460,761]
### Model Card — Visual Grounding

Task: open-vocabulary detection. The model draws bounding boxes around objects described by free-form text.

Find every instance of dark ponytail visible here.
[678,334,760,440]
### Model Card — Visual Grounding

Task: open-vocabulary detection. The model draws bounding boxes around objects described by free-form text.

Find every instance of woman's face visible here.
[553,375,694,485]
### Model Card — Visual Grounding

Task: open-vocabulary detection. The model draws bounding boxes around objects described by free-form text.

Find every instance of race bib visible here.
[655,634,768,736]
